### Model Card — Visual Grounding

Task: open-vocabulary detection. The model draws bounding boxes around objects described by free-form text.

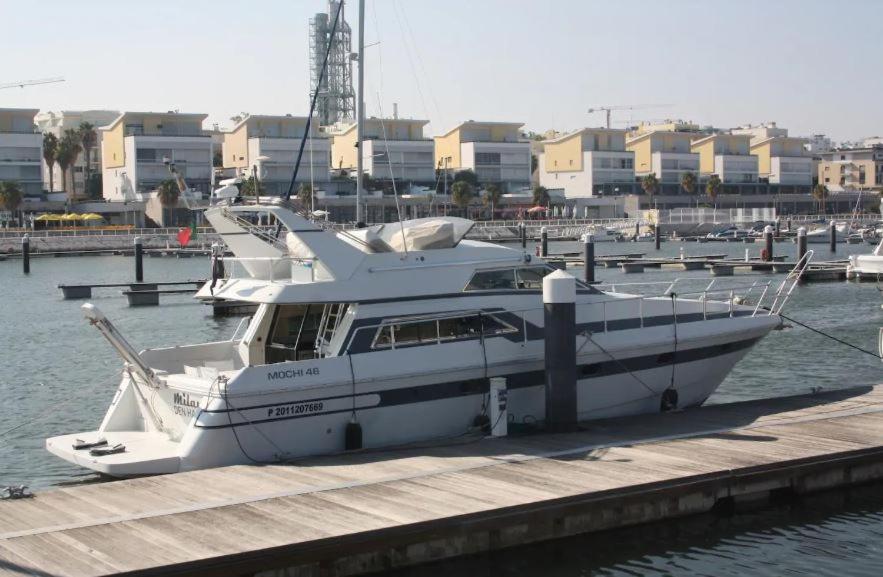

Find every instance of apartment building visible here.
[35,110,120,195]
[631,119,703,136]
[626,131,700,194]
[818,146,883,192]
[100,111,212,201]
[538,128,635,198]
[730,122,788,141]
[223,114,329,196]
[690,133,758,187]
[750,136,811,187]
[0,108,42,197]
[331,118,433,185]
[434,121,530,191]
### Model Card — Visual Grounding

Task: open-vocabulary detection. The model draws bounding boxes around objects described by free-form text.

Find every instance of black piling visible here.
[543,271,577,432]
[829,221,836,252]
[520,222,526,249]
[583,234,594,284]
[634,220,640,241]
[797,227,807,262]
[21,234,30,274]
[763,225,774,262]
[540,227,548,258]
[134,236,144,282]
[654,225,661,251]
[774,219,781,237]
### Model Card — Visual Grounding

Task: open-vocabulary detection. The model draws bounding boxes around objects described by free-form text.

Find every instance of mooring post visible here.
[540,226,548,258]
[797,227,807,263]
[829,221,836,252]
[543,270,577,432]
[654,224,661,250]
[520,222,526,249]
[134,236,144,282]
[763,225,774,262]
[774,219,781,237]
[583,234,595,284]
[634,220,640,241]
[21,234,30,274]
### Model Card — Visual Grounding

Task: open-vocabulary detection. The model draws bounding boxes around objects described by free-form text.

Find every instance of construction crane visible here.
[587,104,670,129]
[0,77,65,90]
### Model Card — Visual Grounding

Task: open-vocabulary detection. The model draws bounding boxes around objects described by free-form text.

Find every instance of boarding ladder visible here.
[315,303,347,357]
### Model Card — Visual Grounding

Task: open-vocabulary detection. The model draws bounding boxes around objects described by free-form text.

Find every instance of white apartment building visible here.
[223,114,330,196]
[750,136,812,186]
[691,134,758,185]
[101,112,212,201]
[0,108,42,197]
[730,122,789,141]
[626,130,700,194]
[331,118,434,185]
[539,128,636,198]
[435,121,531,191]
[35,110,119,195]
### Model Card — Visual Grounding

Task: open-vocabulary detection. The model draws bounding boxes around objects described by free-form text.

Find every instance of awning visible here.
[35,213,63,221]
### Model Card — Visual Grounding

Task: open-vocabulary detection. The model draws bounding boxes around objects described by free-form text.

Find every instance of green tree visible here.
[530,154,538,175]
[240,176,264,199]
[813,184,829,214]
[680,171,696,195]
[532,185,550,207]
[297,182,315,211]
[212,150,223,167]
[42,133,58,193]
[78,122,97,189]
[483,183,503,220]
[706,175,722,207]
[55,139,74,203]
[0,181,23,218]
[453,169,478,188]
[451,180,474,217]
[641,173,659,199]
[157,179,180,226]
[86,173,102,199]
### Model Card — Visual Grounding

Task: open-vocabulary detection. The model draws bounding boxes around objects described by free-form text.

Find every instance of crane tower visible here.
[310,1,355,126]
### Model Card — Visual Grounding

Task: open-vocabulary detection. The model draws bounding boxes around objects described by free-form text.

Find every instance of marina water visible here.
[2,240,882,575]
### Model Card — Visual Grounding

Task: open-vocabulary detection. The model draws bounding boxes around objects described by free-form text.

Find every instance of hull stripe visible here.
[193,337,760,430]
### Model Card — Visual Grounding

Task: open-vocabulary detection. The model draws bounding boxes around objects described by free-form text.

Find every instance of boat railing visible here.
[343,279,788,353]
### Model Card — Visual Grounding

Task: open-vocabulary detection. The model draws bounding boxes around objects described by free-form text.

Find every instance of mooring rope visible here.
[778,313,880,359]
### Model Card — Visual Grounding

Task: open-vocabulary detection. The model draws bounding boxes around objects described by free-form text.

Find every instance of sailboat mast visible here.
[355,0,366,225]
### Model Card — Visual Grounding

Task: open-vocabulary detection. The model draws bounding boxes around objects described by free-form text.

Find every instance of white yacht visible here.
[847,237,883,279]
[46,204,792,477]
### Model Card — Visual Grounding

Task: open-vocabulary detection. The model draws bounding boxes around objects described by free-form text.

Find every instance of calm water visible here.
[1,238,882,575]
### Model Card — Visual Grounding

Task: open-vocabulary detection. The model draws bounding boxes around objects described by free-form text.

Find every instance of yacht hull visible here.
[46,312,778,478]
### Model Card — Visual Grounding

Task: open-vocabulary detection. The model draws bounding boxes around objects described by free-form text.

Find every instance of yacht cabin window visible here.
[465,266,598,293]
[372,313,516,350]
[265,303,348,363]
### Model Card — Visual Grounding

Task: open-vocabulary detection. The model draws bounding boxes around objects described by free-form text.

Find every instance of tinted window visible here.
[516,267,550,289]
[465,269,516,291]
[373,314,516,349]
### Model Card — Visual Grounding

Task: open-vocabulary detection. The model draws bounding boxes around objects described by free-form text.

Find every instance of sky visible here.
[1,0,881,141]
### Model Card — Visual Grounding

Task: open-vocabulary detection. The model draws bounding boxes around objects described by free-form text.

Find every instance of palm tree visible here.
[813,184,829,215]
[641,173,659,206]
[706,175,722,208]
[532,185,550,207]
[483,183,502,220]
[78,122,97,194]
[42,133,58,193]
[680,171,696,196]
[62,129,83,196]
[451,181,474,217]
[157,179,180,226]
[55,139,73,205]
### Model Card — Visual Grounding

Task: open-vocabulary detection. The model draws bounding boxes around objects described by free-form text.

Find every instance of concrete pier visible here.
[4,386,883,576]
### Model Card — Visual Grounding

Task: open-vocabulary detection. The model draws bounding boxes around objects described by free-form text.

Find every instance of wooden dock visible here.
[4,385,883,577]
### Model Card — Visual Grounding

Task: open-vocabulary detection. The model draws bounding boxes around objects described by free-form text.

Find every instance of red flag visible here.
[177,227,192,247]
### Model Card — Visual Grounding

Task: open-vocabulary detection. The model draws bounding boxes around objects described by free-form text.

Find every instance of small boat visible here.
[848,237,883,279]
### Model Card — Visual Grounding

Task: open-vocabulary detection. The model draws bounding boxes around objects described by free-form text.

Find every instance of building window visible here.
[476,152,501,165]
[569,159,573,166]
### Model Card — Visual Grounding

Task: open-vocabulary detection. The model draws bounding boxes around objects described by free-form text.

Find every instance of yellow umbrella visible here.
[35,213,63,221]
[61,213,82,221]
[81,213,104,221]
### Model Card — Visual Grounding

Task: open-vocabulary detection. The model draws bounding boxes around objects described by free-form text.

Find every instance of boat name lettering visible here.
[267,367,320,381]
[268,402,324,417]
[173,392,200,418]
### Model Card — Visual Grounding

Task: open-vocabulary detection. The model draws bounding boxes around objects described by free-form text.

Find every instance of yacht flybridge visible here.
[46,204,805,477]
